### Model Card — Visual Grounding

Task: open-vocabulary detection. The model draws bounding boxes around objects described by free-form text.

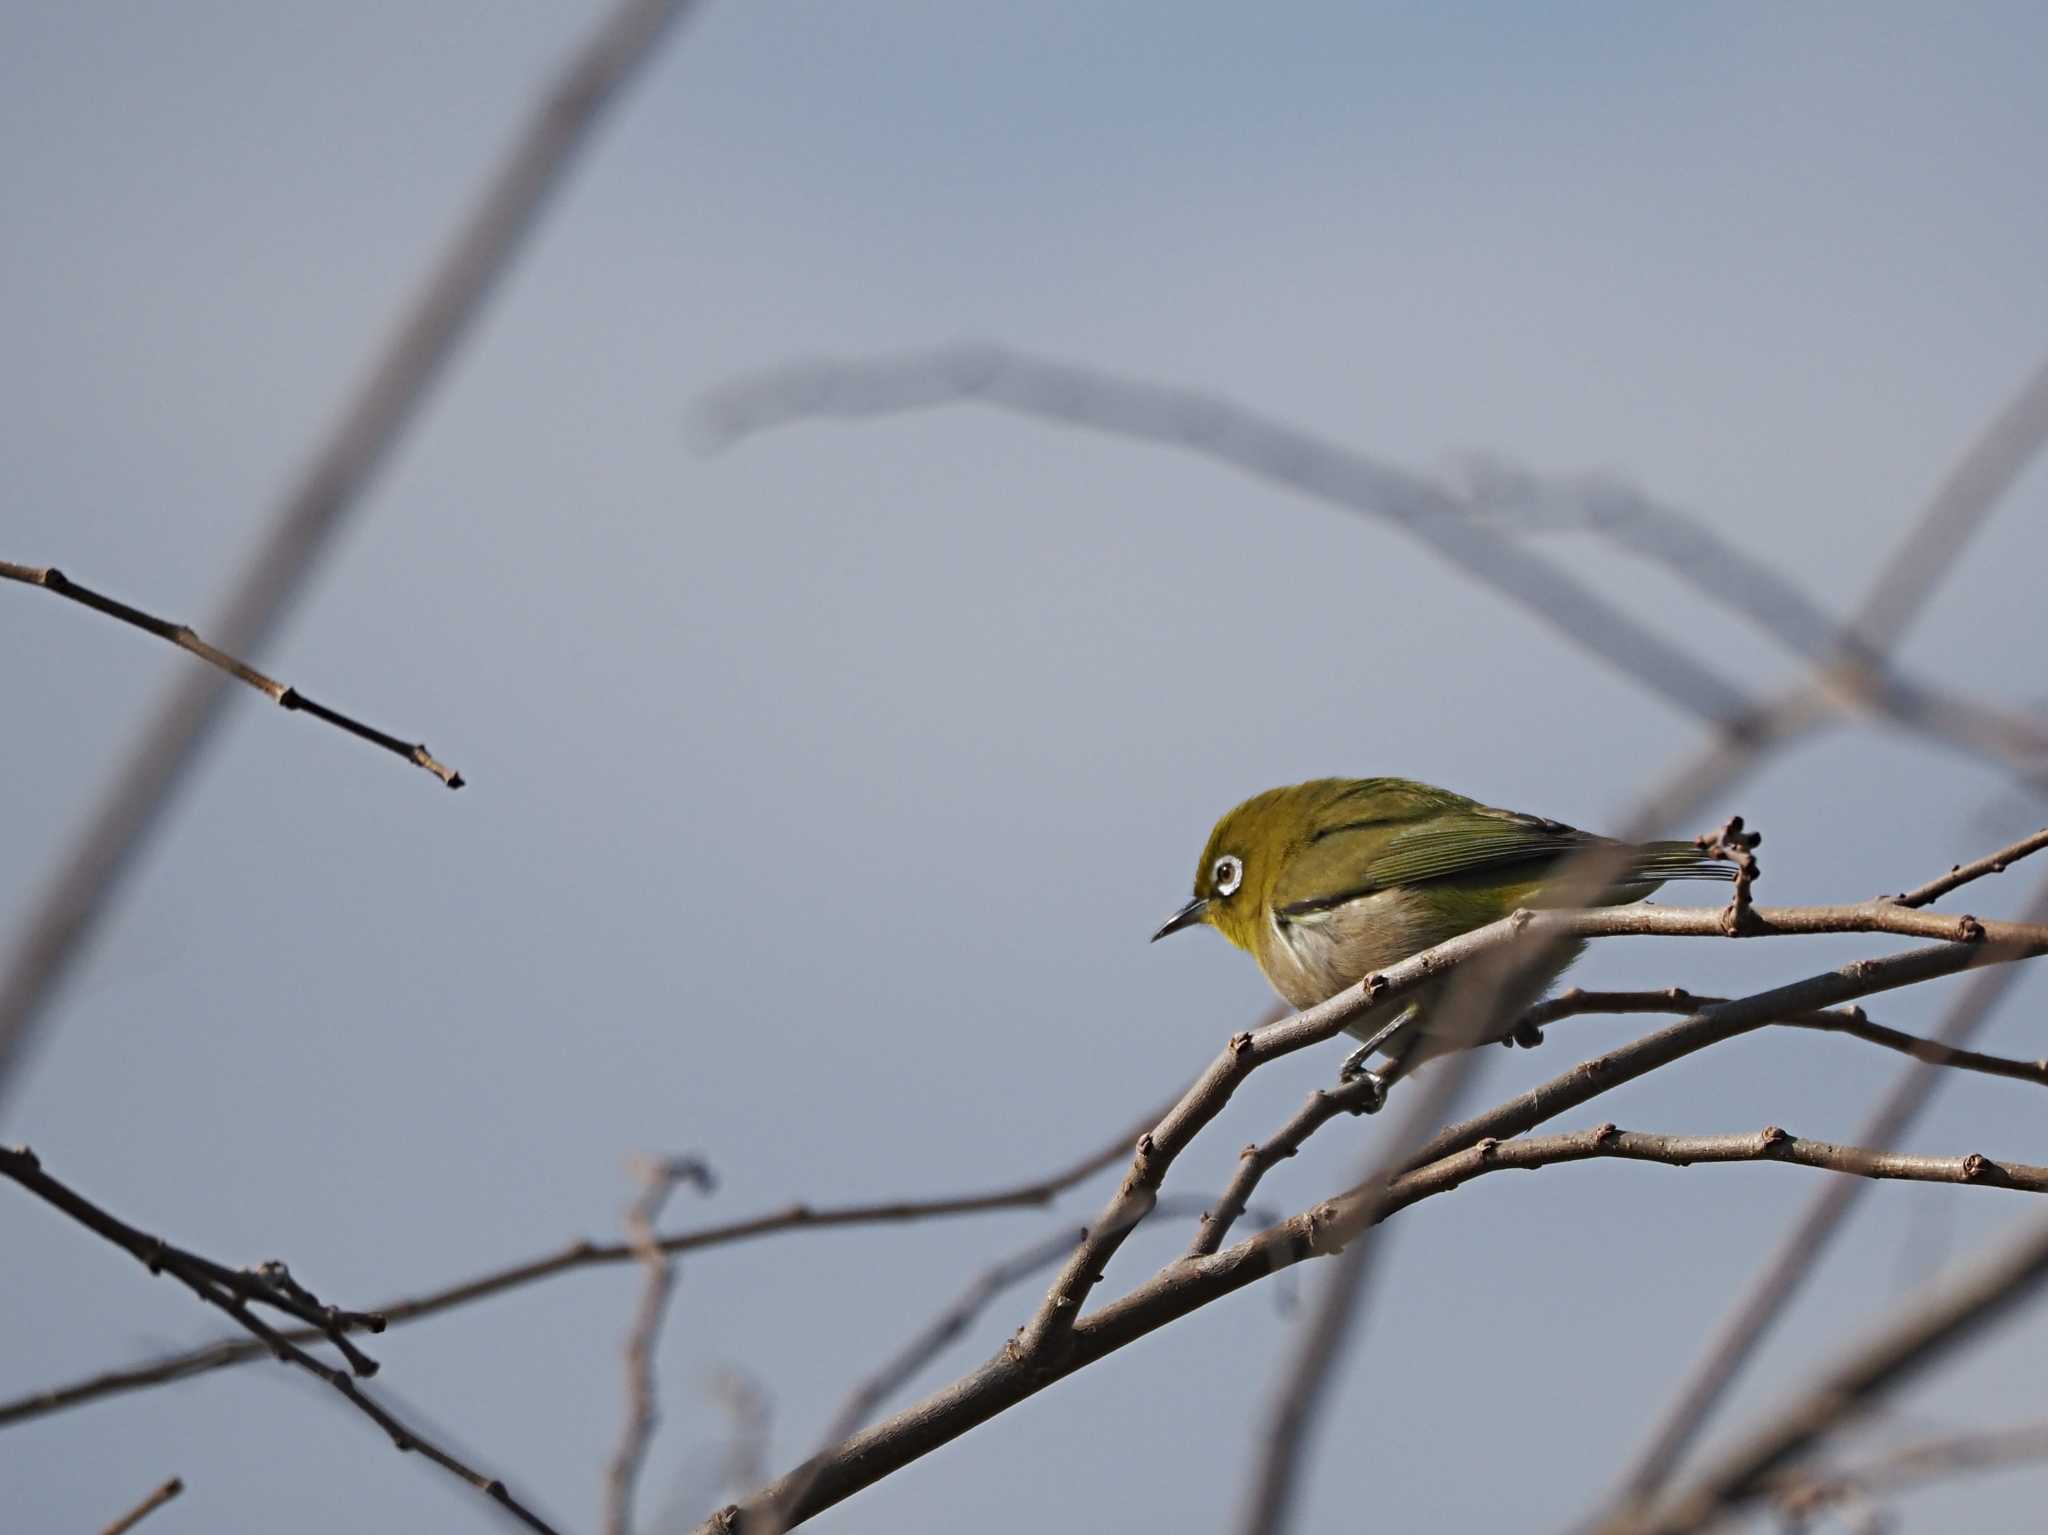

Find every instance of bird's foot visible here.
[1337,1048,1388,1113]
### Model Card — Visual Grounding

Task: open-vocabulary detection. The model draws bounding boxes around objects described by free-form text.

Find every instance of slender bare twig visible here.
[98,1476,184,1535]
[1,1146,386,1369]
[604,1155,716,1535]
[0,0,699,1115]
[748,1192,1266,1535]
[1,1146,556,1534]
[0,1098,1169,1427]
[698,1107,2048,1534]
[1890,825,2048,908]
[1610,1212,2048,1535]
[1604,872,2048,1514]
[1,561,463,786]
[1518,987,2048,1090]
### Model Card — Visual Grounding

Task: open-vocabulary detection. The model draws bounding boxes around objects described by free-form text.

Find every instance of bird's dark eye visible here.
[1212,855,1243,897]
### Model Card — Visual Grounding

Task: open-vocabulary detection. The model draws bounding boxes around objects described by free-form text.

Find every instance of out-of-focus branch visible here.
[1611,1213,2048,1535]
[1850,352,2048,652]
[1519,987,2048,1089]
[700,344,1753,723]
[0,0,699,1116]
[1603,872,2048,1514]
[98,1476,183,1535]
[1890,825,2048,908]
[0,1097,1170,1427]
[2,1146,556,1534]
[1451,460,2048,781]
[1765,1421,2048,1522]
[697,343,2048,787]
[1,561,463,787]
[603,1155,716,1535]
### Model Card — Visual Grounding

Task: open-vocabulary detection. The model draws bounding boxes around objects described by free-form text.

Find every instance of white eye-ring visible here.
[1212,854,1243,897]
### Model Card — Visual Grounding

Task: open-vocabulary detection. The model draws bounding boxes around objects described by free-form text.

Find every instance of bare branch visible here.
[700,1109,2048,1533]
[0,0,700,1115]
[1,561,463,786]
[2,1145,556,1534]
[745,1193,1253,1535]
[0,1099,1167,1427]
[1890,825,2048,909]
[1608,1212,2048,1535]
[1604,872,2048,1512]
[603,1155,716,1535]
[98,1476,183,1535]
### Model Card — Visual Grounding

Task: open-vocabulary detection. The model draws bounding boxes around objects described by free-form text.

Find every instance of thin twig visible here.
[1890,825,2048,908]
[0,1098,1169,1427]
[747,1193,1246,1535]
[1,562,462,786]
[604,1155,716,1535]
[98,1476,184,1535]
[1518,987,2048,1090]
[2,1146,557,1534]
[1610,1212,2048,1535]
[1603,871,2048,1514]
[0,0,700,1115]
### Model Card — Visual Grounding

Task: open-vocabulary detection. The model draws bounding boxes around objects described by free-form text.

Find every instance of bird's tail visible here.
[1627,840,1738,882]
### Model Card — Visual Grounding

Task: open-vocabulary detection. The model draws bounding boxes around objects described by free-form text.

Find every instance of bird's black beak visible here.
[1151,896,1210,942]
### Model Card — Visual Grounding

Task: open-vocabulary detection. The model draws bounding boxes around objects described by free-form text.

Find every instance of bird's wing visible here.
[1272,800,1600,918]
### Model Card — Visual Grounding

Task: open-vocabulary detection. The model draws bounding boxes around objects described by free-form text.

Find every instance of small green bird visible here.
[1153,777,1732,1107]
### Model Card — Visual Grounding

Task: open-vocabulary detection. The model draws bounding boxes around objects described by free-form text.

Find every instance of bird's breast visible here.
[1256,886,1441,1011]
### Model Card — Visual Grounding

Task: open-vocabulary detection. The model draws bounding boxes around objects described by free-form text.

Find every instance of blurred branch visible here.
[1521,987,2048,1090]
[1766,1421,2048,1522]
[0,0,699,1115]
[1850,352,2048,651]
[698,343,2048,786]
[0,561,463,787]
[98,1476,183,1535]
[1451,460,2048,782]
[1,1145,555,1534]
[0,1097,1169,1427]
[700,343,1754,722]
[1611,1213,2048,1535]
[604,1155,716,1535]
[1604,871,2048,1513]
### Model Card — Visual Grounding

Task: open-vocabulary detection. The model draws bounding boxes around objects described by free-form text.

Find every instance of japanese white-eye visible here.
[1153,777,1732,1103]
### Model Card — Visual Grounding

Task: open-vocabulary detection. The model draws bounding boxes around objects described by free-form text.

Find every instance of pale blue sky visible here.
[5,5,2048,1532]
